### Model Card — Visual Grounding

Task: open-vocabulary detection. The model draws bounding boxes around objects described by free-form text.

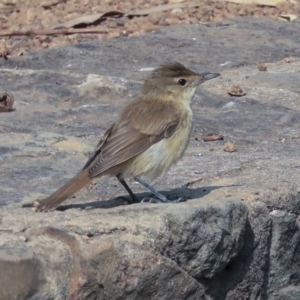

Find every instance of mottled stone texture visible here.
[1,17,300,299]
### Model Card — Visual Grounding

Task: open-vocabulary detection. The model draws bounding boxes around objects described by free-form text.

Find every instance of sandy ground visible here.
[0,0,299,57]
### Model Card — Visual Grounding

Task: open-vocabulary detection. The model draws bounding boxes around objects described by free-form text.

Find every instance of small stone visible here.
[258,63,267,71]
[116,19,125,27]
[284,57,291,63]
[0,247,44,299]
[170,8,183,16]
[269,210,285,217]
[120,30,129,37]
[148,12,164,25]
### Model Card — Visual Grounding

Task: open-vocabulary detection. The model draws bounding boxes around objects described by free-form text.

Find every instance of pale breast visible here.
[122,109,193,181]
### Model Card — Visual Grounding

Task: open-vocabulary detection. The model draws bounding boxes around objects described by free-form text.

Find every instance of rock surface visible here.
[0,198,247,300]
[1,18,300,299]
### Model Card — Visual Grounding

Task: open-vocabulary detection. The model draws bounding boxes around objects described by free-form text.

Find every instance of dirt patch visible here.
[0,0,299,57]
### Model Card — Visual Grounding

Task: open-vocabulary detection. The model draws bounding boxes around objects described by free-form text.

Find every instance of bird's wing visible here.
[82,126,114,170]
[86,98,181,177]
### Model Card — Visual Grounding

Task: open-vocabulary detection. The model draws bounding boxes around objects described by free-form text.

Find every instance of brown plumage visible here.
[34,62,220,212]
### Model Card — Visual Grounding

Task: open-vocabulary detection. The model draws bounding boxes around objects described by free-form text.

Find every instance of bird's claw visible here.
[140,196,186,204]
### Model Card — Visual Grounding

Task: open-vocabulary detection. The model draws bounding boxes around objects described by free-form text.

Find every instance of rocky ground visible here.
[1,5,300,300]
[0,0,300,56]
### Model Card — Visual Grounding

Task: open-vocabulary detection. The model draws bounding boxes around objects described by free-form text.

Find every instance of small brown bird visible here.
[34,62,219,212]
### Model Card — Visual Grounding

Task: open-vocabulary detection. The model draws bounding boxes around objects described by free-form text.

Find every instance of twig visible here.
[0,28,108,37]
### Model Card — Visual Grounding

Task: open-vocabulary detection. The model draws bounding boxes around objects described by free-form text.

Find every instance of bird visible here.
[33,62,220,212]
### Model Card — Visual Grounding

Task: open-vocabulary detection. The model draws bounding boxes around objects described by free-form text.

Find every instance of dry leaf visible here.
[224,142,237,153]
[0,92,14,112]
[203,134,224,142]
[225,0,296,6]
[0,41,11,59]
[53,11,124,29]
[2,0,18,4]
[41,0,65,9]
[227,84,246,97]
[54,2,200,29]
[128,2,199,16]
[277,14,297,21]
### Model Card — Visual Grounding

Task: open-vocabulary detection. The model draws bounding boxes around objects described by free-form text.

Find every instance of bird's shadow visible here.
[56,185,238,211]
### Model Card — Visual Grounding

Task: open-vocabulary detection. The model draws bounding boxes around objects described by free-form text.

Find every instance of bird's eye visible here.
[178,78,187,86]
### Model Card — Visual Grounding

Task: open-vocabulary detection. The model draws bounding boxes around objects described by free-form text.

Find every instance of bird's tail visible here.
[33,169,91,212]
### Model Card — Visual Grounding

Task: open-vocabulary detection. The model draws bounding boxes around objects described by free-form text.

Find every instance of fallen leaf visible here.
[0,91,14,112]
[203,134,224,142]
[0,41,11,59]
[128,2,199,16]
[53,11,124,29]
[41,0,65,9]
[277,14,297,21]
[224,142,237,153]
[227,84,246,97]
[258,63,267,71]
[54,2,200,29]
[225,0,296,6]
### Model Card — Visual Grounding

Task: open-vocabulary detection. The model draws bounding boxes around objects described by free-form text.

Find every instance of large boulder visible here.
[1,17,300,299]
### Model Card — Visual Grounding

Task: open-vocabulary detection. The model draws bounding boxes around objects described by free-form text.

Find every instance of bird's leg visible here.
[134,177,186,203]
[116,175,139,204]
[135,177,167,202]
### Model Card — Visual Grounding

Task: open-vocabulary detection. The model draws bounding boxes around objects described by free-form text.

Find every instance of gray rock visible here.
[268,210,300,298]
[278,286,300,300]
[0,198,247,299]
[0,246,44,300]
[1,17,300,299]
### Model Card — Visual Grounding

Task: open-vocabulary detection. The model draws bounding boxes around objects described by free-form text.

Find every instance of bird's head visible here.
[143,62,220,102]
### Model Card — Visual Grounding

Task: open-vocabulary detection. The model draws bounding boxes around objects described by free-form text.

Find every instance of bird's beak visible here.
[200,72,220,81]
[193,72,220,86]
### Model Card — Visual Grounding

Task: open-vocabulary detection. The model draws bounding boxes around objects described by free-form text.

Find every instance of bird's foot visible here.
[141,197,186,204]
[116,195,140,205]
